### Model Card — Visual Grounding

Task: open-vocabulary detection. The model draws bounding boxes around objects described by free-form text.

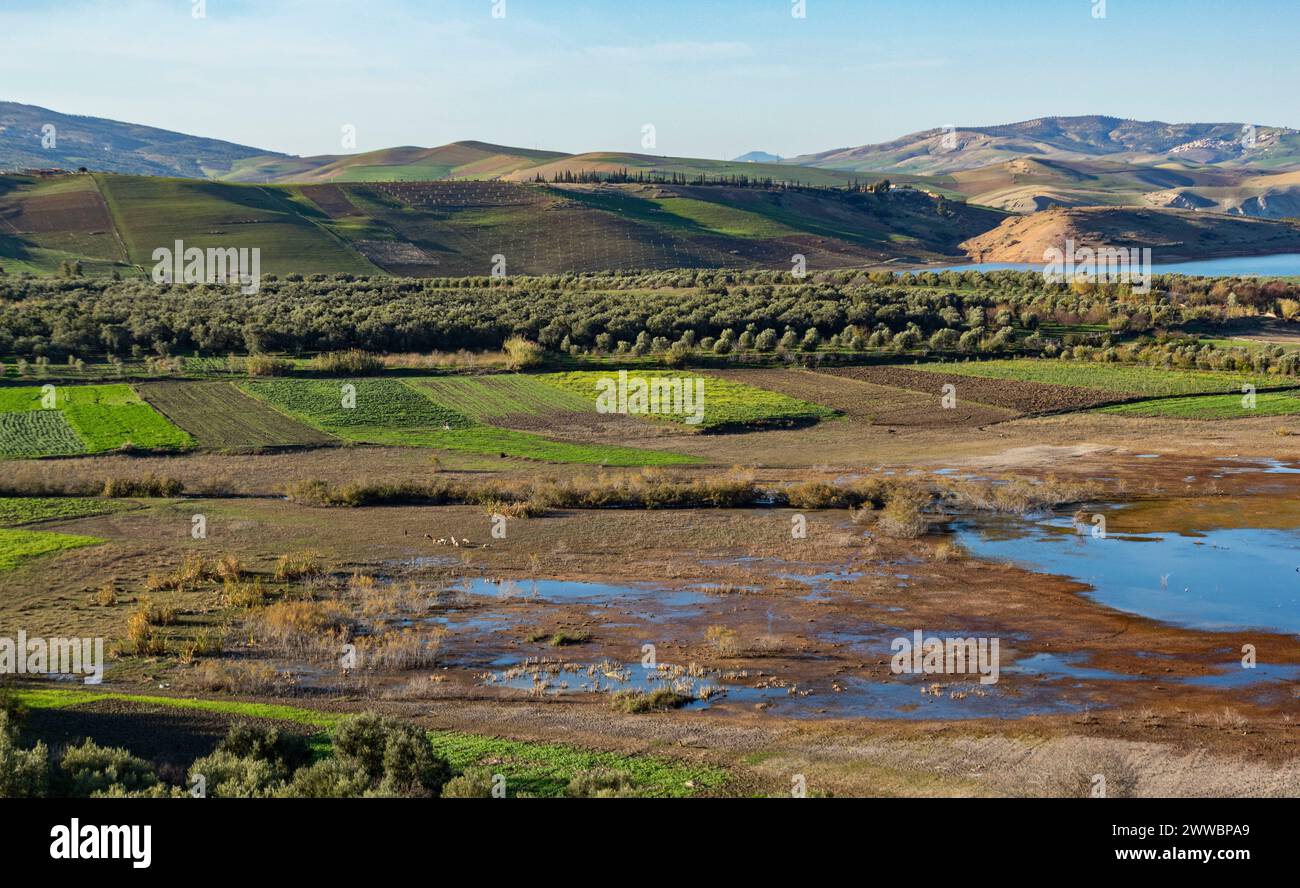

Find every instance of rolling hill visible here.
[0,101,284,178]
[223,141,570,184]
[0,171,1005,278]
[496,151,870,188]
[9,103,1300,221]
[8,103,1300,276]
[961,206,1300,263]
[926,157,1247,212]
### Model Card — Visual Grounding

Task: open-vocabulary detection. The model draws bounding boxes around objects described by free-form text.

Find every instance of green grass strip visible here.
[910,359,1277,397]
[12,688,727,797]
[0,527,104,571]
[1100,390,1300,419]
[0,497,135,527]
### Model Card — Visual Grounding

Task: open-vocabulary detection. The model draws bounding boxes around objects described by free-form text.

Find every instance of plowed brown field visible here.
[816,365,1122,415]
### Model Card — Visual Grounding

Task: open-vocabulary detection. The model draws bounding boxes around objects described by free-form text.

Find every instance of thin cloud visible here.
[582,41,755,64]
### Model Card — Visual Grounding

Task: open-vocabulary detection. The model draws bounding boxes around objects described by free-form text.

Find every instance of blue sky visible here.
[3,0,1297,159]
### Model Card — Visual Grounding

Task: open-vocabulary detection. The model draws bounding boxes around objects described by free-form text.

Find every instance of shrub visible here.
[223,576,267,608]
[187,749,282,798]
[502,337,544,370]
[101,475,184,497]
[245,354,295,377]
[278,757,372,798]
[663,341,694,368]
[0,711,48,798]
[610,688,692,714]
[876,489,930,539]
[310,349,384,374]
[440,767,498,798]
[214,553,244,582]
[705,624,741,657]
[565,768,641,798]
[251,599,352,653]
[57,739,158,797]
[273,550,324,582]
[92,582,118,607]
[484,498,546,519]
[216,724,313,773]
[124,605,167,656]
[931,540,966,562]
[331,713,451,798]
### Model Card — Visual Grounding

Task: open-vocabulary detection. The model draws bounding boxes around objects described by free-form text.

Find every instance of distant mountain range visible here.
[787,115,1300,174]
[6,103,1300,220]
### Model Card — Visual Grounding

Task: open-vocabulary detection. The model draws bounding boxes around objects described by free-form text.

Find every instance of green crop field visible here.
[409,375,592,420]
[0,497,135,526]
[648,196,797,238]
[910,359,1278,397]
[138,381,337,450]
[1199,337,1300,353]
[242,378,700,465]
[0,411,86,457]
[1100,390,1300,419]
[94,174,381,275]
[241,378,470,432]
[0,527,104,571]
[540,370,838,430]
[0,384,192,455]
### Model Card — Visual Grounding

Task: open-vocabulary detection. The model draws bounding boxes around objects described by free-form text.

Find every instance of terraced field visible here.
[0,527,103,572]
[0,384,193,456]
[138,381,337,450]
[540,370,838,431]
[242,378,699,465]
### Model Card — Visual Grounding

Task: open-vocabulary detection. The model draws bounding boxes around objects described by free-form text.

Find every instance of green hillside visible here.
[0,174,132,276]
[0,171,1002,279]
[94,174,382,275]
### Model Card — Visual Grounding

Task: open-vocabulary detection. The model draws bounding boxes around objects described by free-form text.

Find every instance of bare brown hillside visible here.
[960,206,1300,263]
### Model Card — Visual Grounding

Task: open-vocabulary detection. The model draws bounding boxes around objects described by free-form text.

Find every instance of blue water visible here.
[483,656,1100,719]
[923,253,1300,278]
[1186,662,1300,688]
[461,577,712,607]
[955,512,1300,634]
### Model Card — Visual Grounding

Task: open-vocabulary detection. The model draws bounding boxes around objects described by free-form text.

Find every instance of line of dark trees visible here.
[534,166,895,193]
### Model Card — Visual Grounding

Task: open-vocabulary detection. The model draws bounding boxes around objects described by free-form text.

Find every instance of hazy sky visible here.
[3,0,1296,159]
